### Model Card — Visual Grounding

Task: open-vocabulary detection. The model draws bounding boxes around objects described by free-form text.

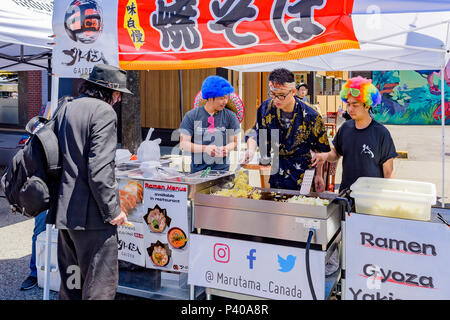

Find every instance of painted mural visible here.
[372,69,450,125]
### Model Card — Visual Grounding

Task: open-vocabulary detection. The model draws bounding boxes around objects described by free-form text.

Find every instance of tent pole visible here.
[179,70,183,121]
[441,67,446,208]
[238,71,243,165]
[43,73,59,300]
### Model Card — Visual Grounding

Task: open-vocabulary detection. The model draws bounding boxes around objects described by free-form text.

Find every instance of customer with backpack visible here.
[47,64,131,300]
[19,211,46,290]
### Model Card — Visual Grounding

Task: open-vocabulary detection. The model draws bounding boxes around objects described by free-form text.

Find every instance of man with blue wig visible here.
[179,75,240,173]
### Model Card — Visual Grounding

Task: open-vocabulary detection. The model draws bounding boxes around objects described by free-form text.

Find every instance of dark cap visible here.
[81,64,133,94]
[296,83,307,90]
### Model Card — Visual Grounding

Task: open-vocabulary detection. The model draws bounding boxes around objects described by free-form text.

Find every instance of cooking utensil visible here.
[200,166,211,178]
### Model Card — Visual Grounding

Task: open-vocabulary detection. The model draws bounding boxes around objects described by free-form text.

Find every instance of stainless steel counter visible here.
[115,165,234,199]
[193,180,343,246]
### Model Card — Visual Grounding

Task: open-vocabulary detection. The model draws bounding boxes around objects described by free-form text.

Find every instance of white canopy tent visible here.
[227,5,450,72]
[227,5,450,208]
[0,0,53,71]
[0,0,54,301]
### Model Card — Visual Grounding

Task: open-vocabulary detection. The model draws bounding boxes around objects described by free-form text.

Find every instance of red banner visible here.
[118,0,358,70]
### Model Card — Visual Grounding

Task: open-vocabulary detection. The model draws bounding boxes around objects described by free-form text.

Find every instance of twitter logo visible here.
[277,254,296,272]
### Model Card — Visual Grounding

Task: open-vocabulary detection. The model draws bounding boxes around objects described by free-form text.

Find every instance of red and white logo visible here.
[213,243,230,263]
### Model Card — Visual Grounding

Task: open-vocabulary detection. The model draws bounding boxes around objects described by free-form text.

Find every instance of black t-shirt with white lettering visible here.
[332,119,397,192]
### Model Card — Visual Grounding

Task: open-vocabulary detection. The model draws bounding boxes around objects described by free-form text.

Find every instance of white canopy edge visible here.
[227,11,450,72]
[0,0,53,71]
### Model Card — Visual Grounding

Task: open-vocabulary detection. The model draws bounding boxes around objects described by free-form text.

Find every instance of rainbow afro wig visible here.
[201,76,235,99]
[340,76,381,107]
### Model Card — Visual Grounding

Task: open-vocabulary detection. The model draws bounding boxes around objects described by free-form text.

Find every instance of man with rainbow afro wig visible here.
[312,76,397,193]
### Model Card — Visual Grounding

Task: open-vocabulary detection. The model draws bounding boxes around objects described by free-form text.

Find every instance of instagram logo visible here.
[213,243,230,263]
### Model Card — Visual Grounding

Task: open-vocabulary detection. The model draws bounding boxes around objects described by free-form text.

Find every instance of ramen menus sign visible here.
[117,179,189,273]
[345,213,450,300]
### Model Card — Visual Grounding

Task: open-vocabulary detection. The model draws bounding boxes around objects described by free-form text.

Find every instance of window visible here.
[334,78,341,95]
[325,77,333,95]
[315,74,324,95]
[0,72,18,125]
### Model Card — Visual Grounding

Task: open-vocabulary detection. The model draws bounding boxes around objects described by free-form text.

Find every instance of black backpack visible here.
[0,97,71,218]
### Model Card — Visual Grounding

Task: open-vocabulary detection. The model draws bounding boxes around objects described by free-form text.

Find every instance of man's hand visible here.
[311,152,328,168]
[240,149,255,164]
[314,175,326,193]
[219,146,229,158]
[110,211,128,226]
[204,145,219,157]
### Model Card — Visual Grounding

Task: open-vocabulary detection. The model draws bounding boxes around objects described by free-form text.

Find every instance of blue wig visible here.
[201,76,234,99]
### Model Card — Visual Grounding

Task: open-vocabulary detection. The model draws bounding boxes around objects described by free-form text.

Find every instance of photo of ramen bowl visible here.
[147,241,171,267]
[167,227,188,249]
[143,205,171,233]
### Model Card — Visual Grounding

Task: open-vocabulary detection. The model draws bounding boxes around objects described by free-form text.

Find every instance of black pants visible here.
[57,227,118,300]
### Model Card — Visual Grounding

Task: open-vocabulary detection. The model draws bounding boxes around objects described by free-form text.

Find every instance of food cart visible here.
[187,170,346,300]
[114,163,233,300]
[42,0,450,301]
[114,164,347,300]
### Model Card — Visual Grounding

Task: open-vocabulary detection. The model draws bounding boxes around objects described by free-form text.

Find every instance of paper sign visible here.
[142,182,189,273]
[300,169,315,195]
[118,223,146,267]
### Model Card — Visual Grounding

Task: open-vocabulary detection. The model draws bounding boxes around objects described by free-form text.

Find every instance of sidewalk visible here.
[0,195,58,300]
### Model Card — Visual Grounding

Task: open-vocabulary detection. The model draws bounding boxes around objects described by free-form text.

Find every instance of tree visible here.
[121,70,141,154]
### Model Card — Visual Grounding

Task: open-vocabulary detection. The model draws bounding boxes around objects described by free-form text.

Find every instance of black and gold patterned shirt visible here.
[246,97,330,190]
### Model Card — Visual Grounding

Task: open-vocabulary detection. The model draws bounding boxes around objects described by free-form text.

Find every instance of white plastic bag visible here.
[137,128,161,162]
[115,149,132,164]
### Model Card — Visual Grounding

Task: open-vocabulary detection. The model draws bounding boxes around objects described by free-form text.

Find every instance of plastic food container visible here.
[350,177,436,221]
[140,160,160,178]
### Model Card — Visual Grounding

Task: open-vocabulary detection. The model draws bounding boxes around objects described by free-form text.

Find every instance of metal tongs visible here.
[200,166,211,178]
[437,213,450,227]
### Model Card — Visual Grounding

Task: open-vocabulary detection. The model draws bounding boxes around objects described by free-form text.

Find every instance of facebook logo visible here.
[246,249,256,269]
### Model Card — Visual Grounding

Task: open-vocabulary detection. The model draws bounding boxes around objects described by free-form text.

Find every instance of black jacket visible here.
[46,96,120,230]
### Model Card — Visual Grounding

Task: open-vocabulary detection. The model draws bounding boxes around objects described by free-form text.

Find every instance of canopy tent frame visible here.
[226,14,450,209]
[0,45,51,71]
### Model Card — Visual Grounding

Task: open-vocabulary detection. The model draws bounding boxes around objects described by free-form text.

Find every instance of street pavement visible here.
[0,193,58,300]
[0,123,449,300]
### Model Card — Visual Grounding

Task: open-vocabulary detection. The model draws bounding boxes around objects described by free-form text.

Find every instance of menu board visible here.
[117,178,145,223]
[117,223,146,267]
[141,181,189,273]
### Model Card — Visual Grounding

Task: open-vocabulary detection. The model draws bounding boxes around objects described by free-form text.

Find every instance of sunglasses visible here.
[342,87,361,98]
